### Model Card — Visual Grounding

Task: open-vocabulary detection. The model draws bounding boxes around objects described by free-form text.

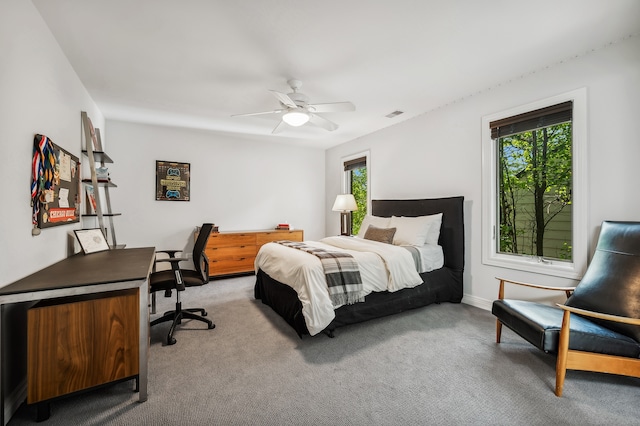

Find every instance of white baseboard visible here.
[4,379,26,426]
[461,293,493,311]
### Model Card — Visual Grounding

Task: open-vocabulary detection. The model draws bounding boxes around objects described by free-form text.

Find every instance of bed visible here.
[254,196,465,337]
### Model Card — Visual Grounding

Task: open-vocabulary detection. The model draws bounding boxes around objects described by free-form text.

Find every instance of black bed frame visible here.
[254,196,465,337]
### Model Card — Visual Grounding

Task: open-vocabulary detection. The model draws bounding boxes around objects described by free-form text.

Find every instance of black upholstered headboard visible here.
[371,196,465,272]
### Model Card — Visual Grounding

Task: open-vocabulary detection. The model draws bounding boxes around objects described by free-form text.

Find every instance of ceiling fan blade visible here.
[307,101,355,113]
[309,113,339,131]
[231,109,284,117]
[272,120,287,134]
[269,90,298,109]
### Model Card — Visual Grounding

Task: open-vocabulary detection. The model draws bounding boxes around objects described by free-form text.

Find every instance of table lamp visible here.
[332,194,358,236]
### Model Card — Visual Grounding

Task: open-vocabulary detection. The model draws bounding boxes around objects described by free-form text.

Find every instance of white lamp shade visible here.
[282,111,310,127]
[332,194,358,212]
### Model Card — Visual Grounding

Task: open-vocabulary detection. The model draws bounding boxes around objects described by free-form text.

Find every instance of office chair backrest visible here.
[566,221,640,342]
[193,223,214,283]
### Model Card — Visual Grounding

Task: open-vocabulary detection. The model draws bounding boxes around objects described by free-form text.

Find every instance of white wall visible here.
[0,0,105,418]
[326,35,640,309]
[0,0,105,286]
[106,121,326,255]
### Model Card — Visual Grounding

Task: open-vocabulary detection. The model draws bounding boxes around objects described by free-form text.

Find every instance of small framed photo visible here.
[74,228,110,254]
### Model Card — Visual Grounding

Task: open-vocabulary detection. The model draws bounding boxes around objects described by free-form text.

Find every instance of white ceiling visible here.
[32,0,640,149]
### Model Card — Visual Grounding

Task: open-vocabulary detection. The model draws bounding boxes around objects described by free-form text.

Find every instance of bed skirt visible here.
[255,267,462,337]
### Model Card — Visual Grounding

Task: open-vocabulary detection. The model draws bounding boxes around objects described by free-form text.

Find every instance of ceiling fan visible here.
[232,79,355,134]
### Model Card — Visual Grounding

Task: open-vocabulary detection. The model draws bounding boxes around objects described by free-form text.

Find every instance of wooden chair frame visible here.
[494,277,640,396]
[555,304,640,396]
[495,278,574,345]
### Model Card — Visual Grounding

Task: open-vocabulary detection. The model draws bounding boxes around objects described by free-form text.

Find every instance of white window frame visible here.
[481,88,588,279]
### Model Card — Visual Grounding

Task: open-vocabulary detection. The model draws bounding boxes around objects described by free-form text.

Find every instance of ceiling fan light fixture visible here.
[236,80,351,132]
[282,110,309,127]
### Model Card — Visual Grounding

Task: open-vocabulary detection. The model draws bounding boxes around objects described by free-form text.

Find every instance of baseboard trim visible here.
[462,294,493,311]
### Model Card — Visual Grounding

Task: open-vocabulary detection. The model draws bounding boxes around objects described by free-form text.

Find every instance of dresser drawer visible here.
[208,245,256,261]
[207,233,256,248]
[202,228,303,277]
[210,258,255,276]
[256,230,303,245]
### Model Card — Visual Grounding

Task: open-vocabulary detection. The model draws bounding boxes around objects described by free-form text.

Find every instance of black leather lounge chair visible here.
[492,221,640,396]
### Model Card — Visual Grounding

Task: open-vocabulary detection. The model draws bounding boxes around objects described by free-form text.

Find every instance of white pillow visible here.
[357,215,391,238]
[424,213,443,245]
[389,213,443,246]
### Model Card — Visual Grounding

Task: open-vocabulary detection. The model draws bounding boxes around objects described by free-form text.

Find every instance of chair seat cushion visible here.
[150,269,207,291]
[492,299,640,357]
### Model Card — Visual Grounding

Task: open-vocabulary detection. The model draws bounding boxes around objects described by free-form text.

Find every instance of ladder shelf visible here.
[80,111,124,249]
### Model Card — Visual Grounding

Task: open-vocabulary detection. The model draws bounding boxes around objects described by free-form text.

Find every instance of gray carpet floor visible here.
[8,275,640,425]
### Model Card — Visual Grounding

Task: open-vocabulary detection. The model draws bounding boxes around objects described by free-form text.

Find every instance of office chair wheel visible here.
[168,336,177,345]
[208,323,216,329]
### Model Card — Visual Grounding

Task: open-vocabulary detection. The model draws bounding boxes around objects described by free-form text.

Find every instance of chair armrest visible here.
[155,257,189,264]
[155,249,183,258]
[556,304,640,326]
[496,277,576,299]
[153,256,188,272]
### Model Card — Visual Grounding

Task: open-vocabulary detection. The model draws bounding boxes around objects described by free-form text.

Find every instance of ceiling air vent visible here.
[385,110,404,118]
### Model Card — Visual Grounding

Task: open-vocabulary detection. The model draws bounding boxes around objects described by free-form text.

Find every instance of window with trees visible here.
[343,153,368,235]
[494,101,573,261]
[482,89,587,279]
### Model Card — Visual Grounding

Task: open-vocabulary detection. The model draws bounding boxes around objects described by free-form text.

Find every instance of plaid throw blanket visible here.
[275,240,364,307]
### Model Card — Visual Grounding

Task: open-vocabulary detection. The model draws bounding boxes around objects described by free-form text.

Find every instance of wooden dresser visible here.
[205,229,303,277]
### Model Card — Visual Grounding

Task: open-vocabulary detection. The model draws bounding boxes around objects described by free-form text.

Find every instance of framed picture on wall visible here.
[31,134,81,230]
[155,160,190,201]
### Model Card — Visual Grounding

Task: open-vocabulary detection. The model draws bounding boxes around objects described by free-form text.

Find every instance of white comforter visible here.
[254,236,424,336]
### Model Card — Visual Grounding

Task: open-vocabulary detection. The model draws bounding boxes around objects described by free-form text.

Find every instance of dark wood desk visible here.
[0,247,155,424]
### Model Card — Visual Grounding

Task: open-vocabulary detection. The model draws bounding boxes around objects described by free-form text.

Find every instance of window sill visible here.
[483,254,583,280]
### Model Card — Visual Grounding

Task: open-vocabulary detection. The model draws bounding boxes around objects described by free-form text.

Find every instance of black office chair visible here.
[150,223,215,345]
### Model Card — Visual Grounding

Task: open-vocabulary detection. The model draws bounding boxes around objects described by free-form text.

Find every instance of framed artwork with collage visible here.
[31,134,81,230]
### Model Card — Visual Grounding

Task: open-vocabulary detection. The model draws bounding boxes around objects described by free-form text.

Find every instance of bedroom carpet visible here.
[8,275,640,425]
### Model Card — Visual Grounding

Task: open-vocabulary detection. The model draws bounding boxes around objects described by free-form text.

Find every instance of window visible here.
[342,152,369,235]
[482,89,587,279]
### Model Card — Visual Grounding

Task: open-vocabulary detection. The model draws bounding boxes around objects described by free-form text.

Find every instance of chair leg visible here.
[167,313,180,345]
[181,310,215,329]
[555,310,571,397]
[150,292,215,345]
[150,310,180,345]
[496,319,503,343]
[185,307,207,316]
[150,312,175,326]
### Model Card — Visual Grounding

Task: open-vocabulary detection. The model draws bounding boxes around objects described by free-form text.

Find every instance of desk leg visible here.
[137,279,149,402]
[35,402,50,422]
[0,304,4,426]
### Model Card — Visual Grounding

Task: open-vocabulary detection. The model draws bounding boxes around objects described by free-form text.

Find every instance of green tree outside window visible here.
[350,167,367,235]
[497,122,572,261]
